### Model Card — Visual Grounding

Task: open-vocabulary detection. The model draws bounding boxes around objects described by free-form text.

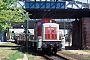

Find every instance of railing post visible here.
[25,20,28,52]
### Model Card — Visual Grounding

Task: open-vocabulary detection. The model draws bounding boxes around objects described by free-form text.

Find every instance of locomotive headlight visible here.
[50,44,53,45]
[49,25,52,27]
[56,44,59,47]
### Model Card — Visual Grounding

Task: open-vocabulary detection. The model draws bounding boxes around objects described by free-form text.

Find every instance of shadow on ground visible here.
[65,46,82,50]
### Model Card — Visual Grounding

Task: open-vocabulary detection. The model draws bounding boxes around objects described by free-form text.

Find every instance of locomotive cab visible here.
[42,23,62,54]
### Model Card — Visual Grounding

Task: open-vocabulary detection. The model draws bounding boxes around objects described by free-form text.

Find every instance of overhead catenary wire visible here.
[42,9,57,19]
[42,9,51,18]
[50,10,57,19]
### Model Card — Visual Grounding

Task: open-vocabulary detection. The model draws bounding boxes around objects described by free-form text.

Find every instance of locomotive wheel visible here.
[53,48,57,54]
[53,51,57,54]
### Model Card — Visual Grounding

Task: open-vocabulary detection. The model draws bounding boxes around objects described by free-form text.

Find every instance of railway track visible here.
[24,47,69,60]
[43,54,69,60]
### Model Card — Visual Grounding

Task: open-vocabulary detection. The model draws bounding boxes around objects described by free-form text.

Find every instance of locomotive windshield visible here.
[37,20,44,26]
[51,30,54,33]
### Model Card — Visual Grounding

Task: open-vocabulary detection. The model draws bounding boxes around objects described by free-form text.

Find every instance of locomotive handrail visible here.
[30,40,41,42]
[30,40,62,42]
[43,40,62,41]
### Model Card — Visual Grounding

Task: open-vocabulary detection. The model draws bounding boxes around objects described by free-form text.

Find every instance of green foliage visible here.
[26,53,36,60]
[0,0,30,32]
[9,50,24,60]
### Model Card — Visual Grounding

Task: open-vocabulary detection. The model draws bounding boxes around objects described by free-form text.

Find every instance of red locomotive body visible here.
[34,18,56,40]
[45,27,57,40]
[31,18,62,54]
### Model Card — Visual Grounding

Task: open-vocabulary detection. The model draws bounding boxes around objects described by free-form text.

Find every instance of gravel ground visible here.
[58,51,86,60]
[58,50,90,60]
[34,56,46,60]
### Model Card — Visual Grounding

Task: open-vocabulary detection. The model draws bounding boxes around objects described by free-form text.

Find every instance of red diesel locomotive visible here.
[30,18,62,54]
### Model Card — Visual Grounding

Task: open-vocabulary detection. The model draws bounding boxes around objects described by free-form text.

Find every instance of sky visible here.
[75,0,90,3]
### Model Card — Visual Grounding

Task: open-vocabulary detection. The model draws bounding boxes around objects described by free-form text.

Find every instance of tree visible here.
[0,0,30,32]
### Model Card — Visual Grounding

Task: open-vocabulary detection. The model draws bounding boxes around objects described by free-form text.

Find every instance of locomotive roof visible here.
[35,18,56,23]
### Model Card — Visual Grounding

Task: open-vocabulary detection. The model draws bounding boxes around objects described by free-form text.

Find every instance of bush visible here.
[9,50,24,60]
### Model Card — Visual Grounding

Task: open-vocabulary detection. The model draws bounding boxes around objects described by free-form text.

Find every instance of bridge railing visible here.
[66,1,89,9]
[25,1,66,9]
[18,1,90,9]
